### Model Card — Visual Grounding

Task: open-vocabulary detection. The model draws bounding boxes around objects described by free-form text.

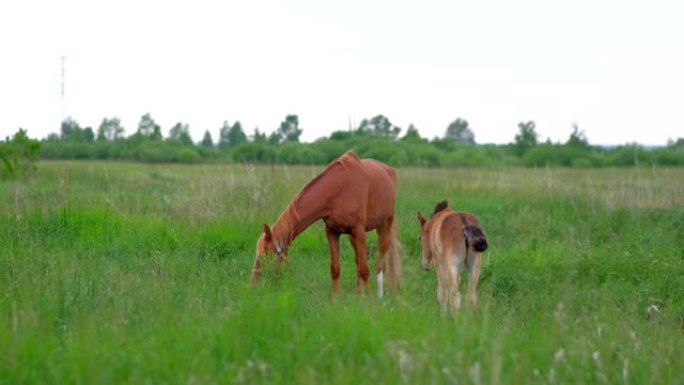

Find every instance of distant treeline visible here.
[4,113,684,171]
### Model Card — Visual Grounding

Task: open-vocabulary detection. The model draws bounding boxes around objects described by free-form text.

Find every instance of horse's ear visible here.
[433,200,448,215]
[262,224,273,242]
[416,211,426,226]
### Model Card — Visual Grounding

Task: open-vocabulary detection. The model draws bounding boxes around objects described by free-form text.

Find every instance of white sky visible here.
[1,0,682,145]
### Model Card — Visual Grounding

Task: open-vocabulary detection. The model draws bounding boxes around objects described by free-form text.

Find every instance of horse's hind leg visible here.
[325,226,342,296]
[375,225,391,298]
[349,226,370,294]
[466,251,482,308]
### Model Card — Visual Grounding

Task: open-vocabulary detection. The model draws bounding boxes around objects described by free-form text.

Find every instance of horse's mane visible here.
[432,200,449,217]
[293,151,359,205]
[274,150,361,239]
[334,150,360,170]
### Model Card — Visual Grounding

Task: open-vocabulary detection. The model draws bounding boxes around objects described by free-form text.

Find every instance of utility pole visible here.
[60,55,65,130]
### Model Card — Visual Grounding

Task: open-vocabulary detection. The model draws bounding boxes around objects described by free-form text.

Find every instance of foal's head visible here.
[416,211,433,270]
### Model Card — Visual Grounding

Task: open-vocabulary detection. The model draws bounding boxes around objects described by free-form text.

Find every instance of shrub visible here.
[0,129,41,179]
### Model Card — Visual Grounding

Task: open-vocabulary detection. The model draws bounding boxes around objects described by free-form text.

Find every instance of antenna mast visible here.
[60,55,65,128]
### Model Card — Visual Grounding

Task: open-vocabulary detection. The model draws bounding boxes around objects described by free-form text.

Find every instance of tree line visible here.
[2,113,684,179]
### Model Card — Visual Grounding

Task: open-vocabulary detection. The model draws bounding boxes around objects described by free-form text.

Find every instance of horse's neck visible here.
[273,186,328,245]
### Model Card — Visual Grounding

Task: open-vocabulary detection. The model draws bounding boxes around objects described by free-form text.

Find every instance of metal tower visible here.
[60,55,65,128]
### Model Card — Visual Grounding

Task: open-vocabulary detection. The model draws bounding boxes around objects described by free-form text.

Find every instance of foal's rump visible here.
[441,212,488,254]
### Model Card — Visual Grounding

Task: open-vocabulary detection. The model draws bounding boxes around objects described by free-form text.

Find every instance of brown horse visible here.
[251,150,402,297]
[417,201,488,312]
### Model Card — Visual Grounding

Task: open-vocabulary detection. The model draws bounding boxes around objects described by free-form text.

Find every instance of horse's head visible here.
[257,224,288,260]
[416,211,433,270]
[251,224,288,283]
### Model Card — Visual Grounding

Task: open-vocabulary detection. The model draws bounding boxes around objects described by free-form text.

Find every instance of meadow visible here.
[1,161,683,384]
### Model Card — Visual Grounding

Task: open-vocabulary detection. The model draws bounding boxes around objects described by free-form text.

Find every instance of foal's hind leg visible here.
[465,251,482,308]
[448,259,462,313]
[349,226,370,294]
[447,248,467,313]
[435,263,449,313]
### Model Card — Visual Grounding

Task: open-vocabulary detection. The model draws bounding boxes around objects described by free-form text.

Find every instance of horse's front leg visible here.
[349,226,370,294]
[325,226,341,296]
[250,255,261,283]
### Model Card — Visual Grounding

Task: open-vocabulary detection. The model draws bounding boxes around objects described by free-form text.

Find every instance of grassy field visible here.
[1,161,683,384]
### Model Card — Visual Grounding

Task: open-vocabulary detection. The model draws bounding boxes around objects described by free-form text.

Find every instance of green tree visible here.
[445,118,474,144]
[267,131,280,145]
[513,120,538,155]
[566,122,589,148]
[275,114,303,143]
[219,121,248,148]
[219,121,231,148]
[667,137,684,150]
[60,117,93,142]
[168,122,193,145]
[229,122,247,147]
[358,115,401,139]
[251,128,267,143]
[83,127,95,142]
[136,113,162,140]
[60,117,80,140]
[97,117,125,141]
[401,123,422,141]
[200,130,214,147]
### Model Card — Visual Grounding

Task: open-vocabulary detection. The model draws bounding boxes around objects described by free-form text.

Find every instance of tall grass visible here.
[1,161,683,384]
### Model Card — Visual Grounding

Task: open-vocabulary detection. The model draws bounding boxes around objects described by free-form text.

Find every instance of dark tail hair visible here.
[459,214,487,252]
[464,225,488,252]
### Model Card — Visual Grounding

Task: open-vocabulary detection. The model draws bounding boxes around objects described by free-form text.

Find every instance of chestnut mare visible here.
[417,201,488,312]
[251,151,402,297]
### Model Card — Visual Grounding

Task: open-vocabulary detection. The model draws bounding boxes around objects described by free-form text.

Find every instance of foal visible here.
[417,201,488,312]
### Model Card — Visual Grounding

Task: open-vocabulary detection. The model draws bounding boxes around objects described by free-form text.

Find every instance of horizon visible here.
[6,117,677,148]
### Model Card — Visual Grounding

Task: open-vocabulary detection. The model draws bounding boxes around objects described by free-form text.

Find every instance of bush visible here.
[276,143,326,165]
[310,139,347,163]
[231,142,277,164]
[403,143,442,167]
[0,129,41,179]
[177,148,202,163]
[651,148,684,166]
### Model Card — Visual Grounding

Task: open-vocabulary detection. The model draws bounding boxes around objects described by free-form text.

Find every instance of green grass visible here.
[1,161,683,384]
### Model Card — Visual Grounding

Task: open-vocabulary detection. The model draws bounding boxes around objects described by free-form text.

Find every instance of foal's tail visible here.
[386,219,403,289]
[464,225,488,252]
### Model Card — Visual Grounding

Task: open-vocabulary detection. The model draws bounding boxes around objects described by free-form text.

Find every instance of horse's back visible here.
[362,158,396,184]
[360,159,397,221]
[322,153,396,231]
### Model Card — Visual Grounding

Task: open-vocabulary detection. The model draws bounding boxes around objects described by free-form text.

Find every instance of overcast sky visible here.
[1,0,682,145]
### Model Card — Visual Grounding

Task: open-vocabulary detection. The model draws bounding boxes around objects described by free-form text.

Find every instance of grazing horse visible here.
[251,150,402,297]
[417,201,488,312]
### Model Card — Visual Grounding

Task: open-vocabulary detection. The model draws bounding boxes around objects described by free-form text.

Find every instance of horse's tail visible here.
[458,213,488,253]
[386,218,403,289]
[464,224,488,252]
